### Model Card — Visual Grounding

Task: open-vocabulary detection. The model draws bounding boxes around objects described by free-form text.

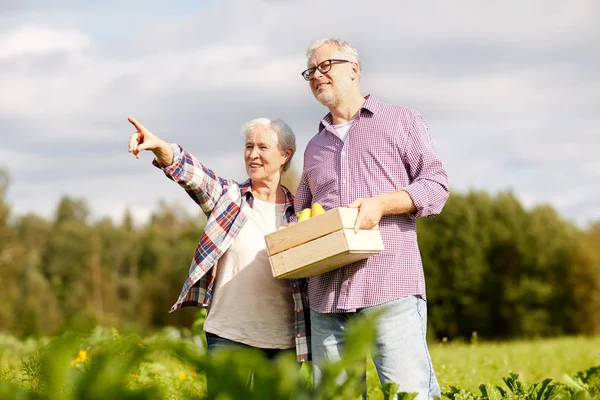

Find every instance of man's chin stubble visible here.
[317,93,337,108]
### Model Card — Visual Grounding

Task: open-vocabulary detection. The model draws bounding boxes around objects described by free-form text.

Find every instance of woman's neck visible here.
[251,180,285,203]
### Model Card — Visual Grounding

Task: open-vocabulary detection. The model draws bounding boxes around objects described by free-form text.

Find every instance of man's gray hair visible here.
[241,118,296,172]
[306,37,362,75]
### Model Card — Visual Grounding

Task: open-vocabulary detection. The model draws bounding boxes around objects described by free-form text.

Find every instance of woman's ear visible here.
[283,149,293,166]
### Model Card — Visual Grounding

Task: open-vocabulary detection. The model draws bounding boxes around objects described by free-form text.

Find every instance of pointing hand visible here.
[127,116,164,159]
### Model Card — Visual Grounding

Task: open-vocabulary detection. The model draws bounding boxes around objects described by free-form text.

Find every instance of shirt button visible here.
[341,151,345,156]
[341,179,346,184]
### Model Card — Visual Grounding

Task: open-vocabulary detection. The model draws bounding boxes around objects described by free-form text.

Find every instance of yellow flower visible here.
[179,372,187,381]
[76,350,88,362]
[70,350,88,367]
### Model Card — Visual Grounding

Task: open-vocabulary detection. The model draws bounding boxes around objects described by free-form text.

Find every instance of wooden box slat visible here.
[269,228,384,279]
[265,207,377,256]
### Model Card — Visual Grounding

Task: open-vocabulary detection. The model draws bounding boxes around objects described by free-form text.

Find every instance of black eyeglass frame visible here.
[301,59,351,81]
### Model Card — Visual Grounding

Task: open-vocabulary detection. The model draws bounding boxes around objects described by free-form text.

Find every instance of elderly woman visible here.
[127,116,310,362]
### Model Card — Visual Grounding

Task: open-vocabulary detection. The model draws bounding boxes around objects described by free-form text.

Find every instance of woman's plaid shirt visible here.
[152,144,311,362]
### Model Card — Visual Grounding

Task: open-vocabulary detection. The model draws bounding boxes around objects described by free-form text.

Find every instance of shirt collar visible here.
[318,94,381,132]
[240,179,295,219]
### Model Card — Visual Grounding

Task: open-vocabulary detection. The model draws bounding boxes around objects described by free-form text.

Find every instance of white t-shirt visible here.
[203,198,295,349]
[334,119,355,141]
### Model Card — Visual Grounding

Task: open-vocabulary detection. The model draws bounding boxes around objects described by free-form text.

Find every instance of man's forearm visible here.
[349,189,417,232]
[377,190,417,215]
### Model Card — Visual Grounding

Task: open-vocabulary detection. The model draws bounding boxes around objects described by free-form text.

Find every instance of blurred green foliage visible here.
[0,311,599,399]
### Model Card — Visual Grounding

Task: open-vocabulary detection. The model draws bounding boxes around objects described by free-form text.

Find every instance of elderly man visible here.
[295,38,449,399]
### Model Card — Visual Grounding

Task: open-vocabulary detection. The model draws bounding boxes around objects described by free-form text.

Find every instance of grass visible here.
[1,329,599,398]
[428,335,600,392]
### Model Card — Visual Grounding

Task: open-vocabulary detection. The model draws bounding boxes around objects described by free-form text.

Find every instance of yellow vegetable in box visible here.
[311,202,325,216]
[296,203,325,222]
[296,208,312,222]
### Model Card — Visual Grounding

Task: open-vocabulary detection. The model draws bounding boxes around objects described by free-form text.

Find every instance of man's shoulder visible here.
[306,116,330,147]
[305,130,324,153]
[371,96,420,119]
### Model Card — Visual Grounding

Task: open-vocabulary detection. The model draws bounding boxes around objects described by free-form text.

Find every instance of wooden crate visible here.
[265,207,384,279]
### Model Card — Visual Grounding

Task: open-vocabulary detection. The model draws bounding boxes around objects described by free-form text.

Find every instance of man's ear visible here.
[351,62,359,80]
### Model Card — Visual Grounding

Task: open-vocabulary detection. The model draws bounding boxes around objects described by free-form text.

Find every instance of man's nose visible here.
[312,67,325,80]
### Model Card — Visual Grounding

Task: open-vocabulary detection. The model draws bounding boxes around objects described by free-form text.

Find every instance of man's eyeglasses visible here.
[301,59,351,81]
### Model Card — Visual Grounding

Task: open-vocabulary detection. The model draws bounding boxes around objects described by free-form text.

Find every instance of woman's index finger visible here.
[128,116,145,132]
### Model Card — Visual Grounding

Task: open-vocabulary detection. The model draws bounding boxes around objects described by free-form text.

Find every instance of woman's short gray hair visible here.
[241,117,296,172]
[306,37,361,75]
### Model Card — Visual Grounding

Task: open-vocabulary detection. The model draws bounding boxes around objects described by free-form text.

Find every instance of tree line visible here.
[0,169,598,340]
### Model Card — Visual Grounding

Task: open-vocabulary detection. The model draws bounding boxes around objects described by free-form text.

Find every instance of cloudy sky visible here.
[1,0,598,228]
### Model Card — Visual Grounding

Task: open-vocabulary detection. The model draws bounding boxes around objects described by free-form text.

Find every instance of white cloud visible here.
[0,25,91,59]
[0,0,599,228]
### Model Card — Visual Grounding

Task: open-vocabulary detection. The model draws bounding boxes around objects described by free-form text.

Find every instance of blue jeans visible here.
[310,296,441,400]
[205,332,292,361]
[205,332,295,396]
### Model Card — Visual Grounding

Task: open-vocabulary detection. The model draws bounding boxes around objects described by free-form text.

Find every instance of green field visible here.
[428,336,600,392]
[1,327,599,399]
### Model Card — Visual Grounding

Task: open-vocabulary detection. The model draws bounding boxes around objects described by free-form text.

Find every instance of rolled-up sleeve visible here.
[402,112,449,218]
[152,143,228,215]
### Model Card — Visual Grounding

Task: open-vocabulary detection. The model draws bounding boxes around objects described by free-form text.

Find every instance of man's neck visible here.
[329,92,366,125]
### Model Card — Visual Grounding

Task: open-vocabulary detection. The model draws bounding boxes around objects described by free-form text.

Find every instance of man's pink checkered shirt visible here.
[295,95,450,313]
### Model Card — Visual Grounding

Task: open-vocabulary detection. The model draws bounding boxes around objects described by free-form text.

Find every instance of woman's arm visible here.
[153,144,228,214]
[128,116,229,215]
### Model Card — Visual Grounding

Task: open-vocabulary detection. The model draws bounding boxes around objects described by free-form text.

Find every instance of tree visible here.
[54,196,90,226]
[567,224,600,334]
